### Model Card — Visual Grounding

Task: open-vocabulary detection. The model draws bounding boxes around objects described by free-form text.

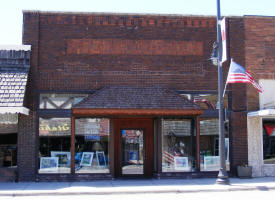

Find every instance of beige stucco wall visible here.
[248,113,275,177]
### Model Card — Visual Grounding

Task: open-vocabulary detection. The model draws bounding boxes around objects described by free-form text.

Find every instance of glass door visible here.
[121,129,144,175]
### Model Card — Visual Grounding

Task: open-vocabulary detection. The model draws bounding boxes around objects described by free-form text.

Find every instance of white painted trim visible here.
[0,107,29,115]
[0,45,31,51]
[248,109,275,117]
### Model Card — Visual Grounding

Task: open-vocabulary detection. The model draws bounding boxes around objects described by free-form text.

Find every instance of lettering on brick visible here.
[66,39,203,56]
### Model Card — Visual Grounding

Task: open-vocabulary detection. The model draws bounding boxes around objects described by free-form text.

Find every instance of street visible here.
[1,190,275,200]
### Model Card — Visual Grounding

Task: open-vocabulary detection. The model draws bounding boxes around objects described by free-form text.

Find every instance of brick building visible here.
[1,11,273,181]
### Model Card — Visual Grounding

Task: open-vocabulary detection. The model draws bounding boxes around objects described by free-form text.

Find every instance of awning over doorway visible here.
[72,86,204,116]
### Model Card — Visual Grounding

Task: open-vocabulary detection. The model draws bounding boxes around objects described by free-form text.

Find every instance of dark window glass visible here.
[38,118,71,174]
[75,118,110,173]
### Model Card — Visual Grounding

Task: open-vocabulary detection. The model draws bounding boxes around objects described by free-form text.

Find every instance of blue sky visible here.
[1,0,275,45]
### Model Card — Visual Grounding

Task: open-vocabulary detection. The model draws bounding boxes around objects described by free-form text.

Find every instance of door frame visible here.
[113,118,154,178]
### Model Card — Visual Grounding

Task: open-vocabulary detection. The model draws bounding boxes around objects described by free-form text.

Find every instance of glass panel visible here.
[162,119,194,172]
[38,118,71,174]
[199,118,230,171]
[0,133,17,167]
[39,94,88,109]
[75,118,110,173]
[122,130,144,175]
[182,94,228,110]
[263,120,275,164]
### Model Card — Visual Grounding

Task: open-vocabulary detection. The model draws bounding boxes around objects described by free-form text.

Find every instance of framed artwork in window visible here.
[80,152,94,166]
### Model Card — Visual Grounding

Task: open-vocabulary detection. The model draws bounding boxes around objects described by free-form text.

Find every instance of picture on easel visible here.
[96,151,106,167]
[80,152,94,166]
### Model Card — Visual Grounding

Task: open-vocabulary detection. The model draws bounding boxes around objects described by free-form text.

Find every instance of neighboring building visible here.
[244,16,275,177]
[0,45,30,181]
[3,11,271,182]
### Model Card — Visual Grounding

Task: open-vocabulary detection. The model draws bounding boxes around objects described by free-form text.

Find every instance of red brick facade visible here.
[20,11,270,181]
[244,16,275,110]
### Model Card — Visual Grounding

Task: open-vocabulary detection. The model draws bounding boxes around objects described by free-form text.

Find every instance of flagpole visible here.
[216,0,230,185]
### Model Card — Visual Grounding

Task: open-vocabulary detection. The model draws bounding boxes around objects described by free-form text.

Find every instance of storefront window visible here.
[200,118,230,171]
[263,120,275,164]
[75,118,110,173]
[38,118,71,174]
[162,119,195,172]
[181,93,228,110]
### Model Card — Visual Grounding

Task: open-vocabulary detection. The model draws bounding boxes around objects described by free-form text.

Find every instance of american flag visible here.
[225,60,263,93]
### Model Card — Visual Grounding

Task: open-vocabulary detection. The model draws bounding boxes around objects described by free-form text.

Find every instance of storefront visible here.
[17,11,252,181]
[0,46,30,181]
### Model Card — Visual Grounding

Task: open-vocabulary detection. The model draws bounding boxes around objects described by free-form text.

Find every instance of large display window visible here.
[162,119,195,172]
[75,118,110,173]
[38,117,71,174]
[263,120,275,164]
[199,118,230,171]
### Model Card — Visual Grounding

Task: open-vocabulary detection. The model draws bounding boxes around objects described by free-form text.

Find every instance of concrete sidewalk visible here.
[1,177,275,197]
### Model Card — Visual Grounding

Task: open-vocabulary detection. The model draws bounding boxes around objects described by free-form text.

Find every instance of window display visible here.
[75,118,110,173]
[162,119,194,172]
[263,121,275,164]
[38,118,71,173]
[199,118,230,171]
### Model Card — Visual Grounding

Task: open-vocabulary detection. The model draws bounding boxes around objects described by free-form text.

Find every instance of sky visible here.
[1,0,275,45]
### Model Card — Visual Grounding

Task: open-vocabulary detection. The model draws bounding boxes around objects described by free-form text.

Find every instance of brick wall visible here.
[23,11,219,91]
[17,112,37,181]
[244,16,275,111]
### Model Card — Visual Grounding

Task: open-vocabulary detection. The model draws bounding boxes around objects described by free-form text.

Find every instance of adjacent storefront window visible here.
[38,118,71,173]
[162,119,195,172]
[263,120,275,164]
[75,118,110,173]
[200,118,230,171]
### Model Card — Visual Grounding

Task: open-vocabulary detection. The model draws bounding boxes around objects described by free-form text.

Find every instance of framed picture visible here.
[51,151,71,167]
[174,156,189,170]
[40,157,58,171]
[204,156,220,171]
[96,151,106,167]
[128,151,139,164]
[80,152,94,166]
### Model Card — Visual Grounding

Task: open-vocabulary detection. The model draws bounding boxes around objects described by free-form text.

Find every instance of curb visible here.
[0,186,275,197]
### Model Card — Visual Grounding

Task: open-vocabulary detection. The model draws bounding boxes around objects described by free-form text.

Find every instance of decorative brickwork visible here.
[67,39,203,56]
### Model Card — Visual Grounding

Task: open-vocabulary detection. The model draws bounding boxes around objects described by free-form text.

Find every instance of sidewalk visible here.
[1,177,275,197]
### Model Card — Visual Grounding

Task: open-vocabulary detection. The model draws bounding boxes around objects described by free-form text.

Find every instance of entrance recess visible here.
[114,118,153,178]
[121,129,144,175]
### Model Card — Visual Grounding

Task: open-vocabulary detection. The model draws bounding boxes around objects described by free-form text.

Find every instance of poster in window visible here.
[40,157,58,171]
[174,156,189,170]
[96,151,106,167]
[80,152,94,166]
[51,151,71,167]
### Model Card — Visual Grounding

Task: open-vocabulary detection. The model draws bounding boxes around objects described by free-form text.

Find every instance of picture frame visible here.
[204,156,220,171]
[96,151,106,167]
[50,151,71,167]
[128,150,139,164]
[174,156,189,170]
[40,157,58,171]
[80,152,94,166]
